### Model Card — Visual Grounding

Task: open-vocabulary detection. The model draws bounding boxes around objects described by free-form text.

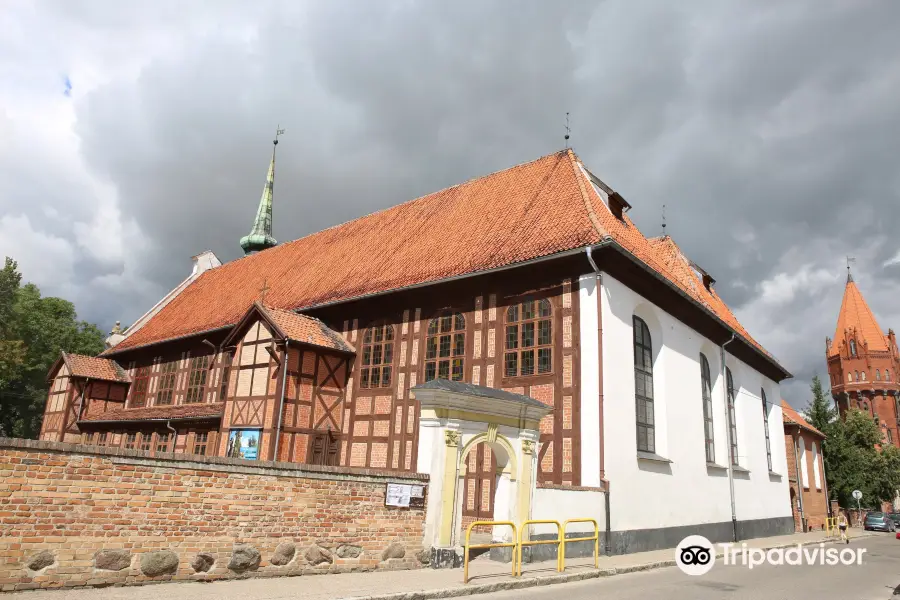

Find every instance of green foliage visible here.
[803,375,837,435]
[0,257,105,438]
[822,407,900,508]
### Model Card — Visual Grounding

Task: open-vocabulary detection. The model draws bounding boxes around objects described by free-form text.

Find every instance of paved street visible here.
[487,533,900,600]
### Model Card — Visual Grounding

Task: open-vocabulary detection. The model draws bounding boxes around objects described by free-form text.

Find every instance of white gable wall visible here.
[599,272,791,533]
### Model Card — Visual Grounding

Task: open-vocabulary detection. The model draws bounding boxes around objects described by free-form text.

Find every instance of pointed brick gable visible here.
[830,278,888,355]
[781,400,825,438]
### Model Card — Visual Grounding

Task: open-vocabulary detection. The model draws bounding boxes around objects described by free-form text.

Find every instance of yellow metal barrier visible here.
[561,518,599,571]
[517,520,562,576]
[825,517,838,537]
[464,520,518,584]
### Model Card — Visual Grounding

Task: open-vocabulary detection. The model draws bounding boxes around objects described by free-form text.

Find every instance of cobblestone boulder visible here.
[305,544,333,566]
[415,547,431,565]
[140,550,179,577]
[381,542,406,561]
[228,545,261,572]
[335,545,363,559]
[191,553,215,573]
[95,549,131,571]
[270,543,296,566]
[25,551,55,572]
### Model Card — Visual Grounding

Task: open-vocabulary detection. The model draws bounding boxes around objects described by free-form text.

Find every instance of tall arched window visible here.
[855,370,859,382]
[726,368,738,465]
[862,371,867,381]
[425,313,465,382]
[761,388,772,472]
[876,369,881,381]
[849,339,857,357]
[505,299,552,377]
[887,369,891,381]
[700,354,715,463]
[633,316,654,453]
[361,323,395,388]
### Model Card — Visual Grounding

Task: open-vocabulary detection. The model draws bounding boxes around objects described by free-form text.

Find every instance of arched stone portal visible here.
[411,379,551,566]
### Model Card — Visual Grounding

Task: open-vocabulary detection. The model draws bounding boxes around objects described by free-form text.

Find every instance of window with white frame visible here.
[726,368,738,465]
[700,354,715,463]
[812,441,822,489]
[798,437,809,488]
[761,388,773,472]
[633,316,655,453]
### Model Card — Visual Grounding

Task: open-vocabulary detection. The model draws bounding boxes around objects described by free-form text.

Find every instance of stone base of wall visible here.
[606,516,795,556]
[0,437,430,592]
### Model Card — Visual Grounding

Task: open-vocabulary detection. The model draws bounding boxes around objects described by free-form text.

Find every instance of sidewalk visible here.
[4,529,874,600]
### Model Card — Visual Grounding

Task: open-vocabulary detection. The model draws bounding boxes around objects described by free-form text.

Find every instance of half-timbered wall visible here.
[328,271,582,485]
[39,365,72,441]
[218,321,282,460]
[276,345,350,463]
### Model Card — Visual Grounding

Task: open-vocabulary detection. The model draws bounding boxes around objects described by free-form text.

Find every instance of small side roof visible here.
[79,403,224,424]
[412,379,550,409]
[222,302,355,353]
[781,400,825,438]
[48,352,130,383]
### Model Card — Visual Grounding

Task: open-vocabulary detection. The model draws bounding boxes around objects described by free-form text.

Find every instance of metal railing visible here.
[561,518,599,570]
[462,517,600,583]
[463,520,518,584]
[517,520,562,576]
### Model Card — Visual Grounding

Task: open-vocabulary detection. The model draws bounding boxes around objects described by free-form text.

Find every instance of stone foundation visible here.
[0,437,429,592]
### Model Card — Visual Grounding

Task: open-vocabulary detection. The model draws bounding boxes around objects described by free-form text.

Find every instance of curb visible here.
[340,533,879,600]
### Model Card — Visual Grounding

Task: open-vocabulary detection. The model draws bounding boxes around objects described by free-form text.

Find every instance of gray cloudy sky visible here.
[2,0,900,408]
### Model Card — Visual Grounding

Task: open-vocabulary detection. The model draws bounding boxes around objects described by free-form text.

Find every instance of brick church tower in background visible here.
[826,269,900,448]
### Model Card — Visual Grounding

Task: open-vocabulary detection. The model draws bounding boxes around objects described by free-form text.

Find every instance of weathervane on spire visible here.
[564,112,571,149]
[846,256,856,282]
[662,204,667,235]
[274,125,285,146]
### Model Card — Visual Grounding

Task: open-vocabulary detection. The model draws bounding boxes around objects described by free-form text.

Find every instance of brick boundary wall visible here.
[0,437,429,592]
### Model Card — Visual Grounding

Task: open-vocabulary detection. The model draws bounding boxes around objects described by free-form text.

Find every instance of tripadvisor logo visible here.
[675,535,867,575]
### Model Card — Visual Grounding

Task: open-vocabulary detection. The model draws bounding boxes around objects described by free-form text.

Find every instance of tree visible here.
[823,408,900,508]
[0,257,105,438]
[803,375,837,435]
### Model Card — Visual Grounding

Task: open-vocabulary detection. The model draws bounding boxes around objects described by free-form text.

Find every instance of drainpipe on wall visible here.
[721,334,738,542]
[272,340,290,461]
[165,420,177,452]
[585,246,611,552]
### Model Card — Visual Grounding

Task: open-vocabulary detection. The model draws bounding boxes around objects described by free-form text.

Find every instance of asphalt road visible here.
[486,533,900,600]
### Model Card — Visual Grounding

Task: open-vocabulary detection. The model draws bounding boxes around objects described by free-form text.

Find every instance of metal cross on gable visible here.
[258,278,271,304]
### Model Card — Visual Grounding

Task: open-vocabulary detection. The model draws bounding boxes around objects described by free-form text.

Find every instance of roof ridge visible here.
[566,149,608,239]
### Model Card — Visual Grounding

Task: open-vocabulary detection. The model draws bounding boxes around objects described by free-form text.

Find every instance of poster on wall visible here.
[226,429,261,460]
[385,483,426,508]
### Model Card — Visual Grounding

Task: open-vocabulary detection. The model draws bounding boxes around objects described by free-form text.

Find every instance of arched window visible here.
[505,299,552,377]
[726,368,738,466]
[887,369,891,381]
[700,354,715,463]
[761,388,772,472]
[849,339,857,357]
[847,373,852,383]
[855,370,859,382]
[633,316,654,453]
[862,371,867,381]
[876,369,881,381]
[425,313,465,382]
[361,323,394,388]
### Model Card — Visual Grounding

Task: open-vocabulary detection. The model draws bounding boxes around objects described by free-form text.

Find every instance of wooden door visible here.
[462,442,495,528]
[309,432,340,466]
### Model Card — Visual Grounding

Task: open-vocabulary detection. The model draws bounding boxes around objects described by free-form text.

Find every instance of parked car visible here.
[863,512,896,532]
[888,513,900,527]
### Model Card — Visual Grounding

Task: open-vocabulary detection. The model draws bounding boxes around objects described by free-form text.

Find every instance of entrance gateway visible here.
[411,379,552,566]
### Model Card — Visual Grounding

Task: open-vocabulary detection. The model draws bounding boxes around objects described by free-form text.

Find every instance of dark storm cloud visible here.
[21,0,900,407]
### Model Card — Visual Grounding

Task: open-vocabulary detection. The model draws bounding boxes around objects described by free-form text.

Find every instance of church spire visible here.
[829,273,888,356]
[240,129,283,255]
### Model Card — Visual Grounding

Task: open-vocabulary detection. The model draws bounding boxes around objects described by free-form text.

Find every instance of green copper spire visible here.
[240,130,283,255]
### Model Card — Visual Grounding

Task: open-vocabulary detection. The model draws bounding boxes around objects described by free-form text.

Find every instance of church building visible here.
[39,142,795,554]
[826,272,900,449]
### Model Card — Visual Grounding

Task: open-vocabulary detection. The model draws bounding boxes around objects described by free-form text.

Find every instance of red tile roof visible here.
[781,401,825,438]
[79,403,224,423]
[261,305,355,353]
[829,278,887,356]
[62,352,130,383]
[106,150,781,372]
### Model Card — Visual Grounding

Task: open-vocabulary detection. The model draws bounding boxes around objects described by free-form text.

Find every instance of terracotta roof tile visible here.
[261,305,355,353]
[781,400,825,438]
[106,150,781,373]
[79,403,224,423]
[829,278,887,356]
[63,353,130,383]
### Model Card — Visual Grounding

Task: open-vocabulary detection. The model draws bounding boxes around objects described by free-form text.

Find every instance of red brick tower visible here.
[826,271,900,448]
